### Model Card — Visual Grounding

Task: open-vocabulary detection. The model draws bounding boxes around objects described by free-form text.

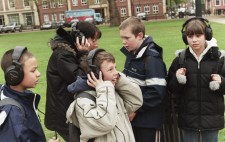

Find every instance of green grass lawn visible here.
[0,18,225,141]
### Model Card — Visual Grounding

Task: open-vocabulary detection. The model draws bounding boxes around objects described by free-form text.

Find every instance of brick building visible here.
[0,0,39,28]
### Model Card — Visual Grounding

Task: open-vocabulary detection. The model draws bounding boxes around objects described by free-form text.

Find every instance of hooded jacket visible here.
[45,36,86,133]
[66,73,143,142]
[0,84,46,142]
[120,36,167,129]
[167,38,225,131]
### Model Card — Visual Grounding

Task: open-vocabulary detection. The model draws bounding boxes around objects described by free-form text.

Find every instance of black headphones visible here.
[5,46,27,86]
[71,23,85,46]
[87,48,105,78]
[181,17,213,45]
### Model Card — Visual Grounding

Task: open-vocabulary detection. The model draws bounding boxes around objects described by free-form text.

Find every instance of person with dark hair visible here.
[66,49,143,142]
[0,47,59,142]
[167,17,225,142]
[44,21,102,142]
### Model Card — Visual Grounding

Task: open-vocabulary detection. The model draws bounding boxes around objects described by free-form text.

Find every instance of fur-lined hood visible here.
[49,35,77,55]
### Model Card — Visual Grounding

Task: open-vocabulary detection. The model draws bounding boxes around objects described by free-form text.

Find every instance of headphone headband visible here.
[181,17,210,33]
[12,46,27,62]
[87,48,105,78]
[181,17,213,45]
[87,48,105,67]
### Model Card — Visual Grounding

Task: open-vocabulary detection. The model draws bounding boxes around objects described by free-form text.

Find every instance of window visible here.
[51,0,56,8]
[9,0,15,8]
[136,5,141,14]
[72,0,78,6]
[24,13,33,25]
[52,14,57,22]
[58,0,63,8]
[81,0,87,5]
[42,0,48,9]
[144,4,150,14]
[120,7,127,17]
[215,0,220,5]
[59,13,64,21]
[24,0,29,6]
[44,14,49,23]
[8,14,19,24]
[95,0,101,4]
[153,4,159,14]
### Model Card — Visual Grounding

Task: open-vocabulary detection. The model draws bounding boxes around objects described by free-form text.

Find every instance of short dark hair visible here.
[76,21,102,39]
[1,49,33,74]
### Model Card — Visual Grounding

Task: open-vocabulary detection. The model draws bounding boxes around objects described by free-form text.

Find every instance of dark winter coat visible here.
[44,36,85,134]
[120,36,167,129]
[167,45,225,131]
[0,84,46,142]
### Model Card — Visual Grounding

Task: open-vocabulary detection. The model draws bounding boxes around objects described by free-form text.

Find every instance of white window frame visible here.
[81,0,87,5]
[9,0,15,8]
[59,13,64,21]
[144,4,150,14]
[58,0,63,8]
[153,4,159,14]
[50,0,56,8]
[120,7,127,17]
[42,0,48,9]
[44,14,49,23]
[24,0,29,7]
[215,0,220,6]
[95,0,101,4]
[52,14,57,22]
[72,0,78,6]
[136,5,141,14]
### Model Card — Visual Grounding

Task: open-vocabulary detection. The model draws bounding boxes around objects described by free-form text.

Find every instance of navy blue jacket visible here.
[0,84,46,142]
[120,36,167,129]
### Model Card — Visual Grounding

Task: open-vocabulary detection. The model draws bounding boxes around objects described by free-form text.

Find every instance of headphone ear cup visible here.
[5,63,24,86]
[90,66,100,79]
[182,32,188,45]
[205,26,213,40]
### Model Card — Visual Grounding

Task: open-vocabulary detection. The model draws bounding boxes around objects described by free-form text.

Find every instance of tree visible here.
[32,0,41,26]
[107,0,120,26]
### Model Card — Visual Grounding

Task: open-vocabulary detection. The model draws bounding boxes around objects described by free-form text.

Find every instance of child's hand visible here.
[176,68,187,84]
[48,137,60,142]
[76,36,90,51]
[211,74,221,83]
[176,68,186,76]
[129,112,136,121]
[87,71,103,88]
[210,74,221,91]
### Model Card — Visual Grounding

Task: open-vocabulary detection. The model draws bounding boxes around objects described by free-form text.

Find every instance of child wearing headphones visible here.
[167,17,225,142]
[0,46,59,142]
[66,48,143,142]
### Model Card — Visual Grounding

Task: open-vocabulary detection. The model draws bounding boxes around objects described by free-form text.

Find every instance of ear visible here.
[137,32,144,40]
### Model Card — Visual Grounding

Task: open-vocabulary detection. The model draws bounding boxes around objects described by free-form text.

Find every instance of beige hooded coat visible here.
[66,74,143,142]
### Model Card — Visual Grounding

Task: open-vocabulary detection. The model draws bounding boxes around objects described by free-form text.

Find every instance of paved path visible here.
[202,15,225,24]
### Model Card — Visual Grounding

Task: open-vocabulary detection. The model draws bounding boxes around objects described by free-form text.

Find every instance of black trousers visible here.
[132,126,164,142]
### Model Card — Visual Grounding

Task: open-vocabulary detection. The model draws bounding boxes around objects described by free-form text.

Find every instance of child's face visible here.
[187,34,206,52]
[20,57,41,89]
[100,61,118,86]
[120,27,143,53]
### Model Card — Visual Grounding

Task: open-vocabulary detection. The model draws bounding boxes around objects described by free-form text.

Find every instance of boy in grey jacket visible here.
[66,49,143,142]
